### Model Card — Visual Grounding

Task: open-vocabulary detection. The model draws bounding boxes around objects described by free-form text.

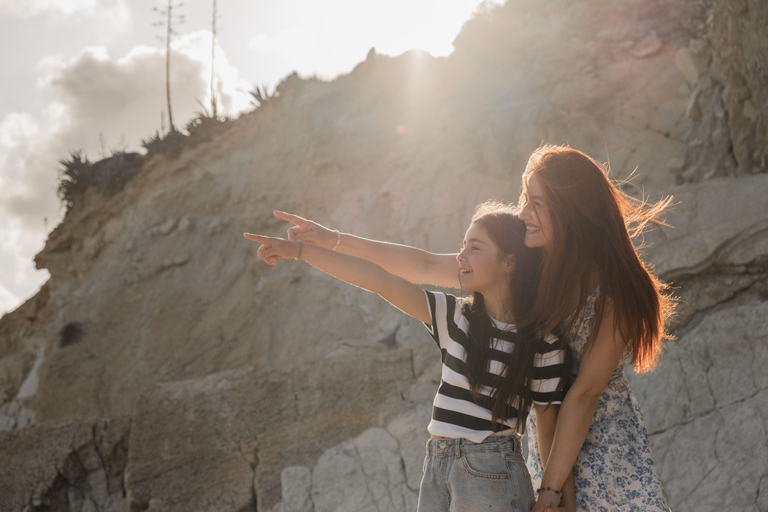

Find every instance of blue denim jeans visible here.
[417,435,535,512]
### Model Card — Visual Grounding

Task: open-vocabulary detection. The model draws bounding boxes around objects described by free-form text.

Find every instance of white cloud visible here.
[248,34,279,54]
[0,0,128,19]
[35,31,252,141]
[0,0,131,36]
[0,216,49,316]
[0,33,252,315]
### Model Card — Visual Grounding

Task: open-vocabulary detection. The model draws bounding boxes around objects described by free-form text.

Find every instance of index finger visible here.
[243,233,274,244]
[273,210,306,226]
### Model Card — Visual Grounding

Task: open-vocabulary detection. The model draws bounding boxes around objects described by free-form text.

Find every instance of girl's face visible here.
[520,175,554,249]
[456,222,511,295]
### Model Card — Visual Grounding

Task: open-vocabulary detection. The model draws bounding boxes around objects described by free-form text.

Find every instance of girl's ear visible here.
[505,255,516,274]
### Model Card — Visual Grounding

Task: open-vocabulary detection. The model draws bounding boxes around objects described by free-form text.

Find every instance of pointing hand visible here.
[243,233,300,264]
[273,211,339,250]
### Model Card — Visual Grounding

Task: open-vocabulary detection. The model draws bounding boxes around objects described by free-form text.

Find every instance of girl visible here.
[245,201,576,512]
[271,145,674,511]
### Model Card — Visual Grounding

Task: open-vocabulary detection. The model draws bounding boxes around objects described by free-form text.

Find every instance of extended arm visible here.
[272,211,461,287]
[533,303,627,510]
[244,233,432,325]
[534,404,576,512]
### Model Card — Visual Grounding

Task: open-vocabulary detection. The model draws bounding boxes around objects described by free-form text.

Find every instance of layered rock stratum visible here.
[1,0,766,510]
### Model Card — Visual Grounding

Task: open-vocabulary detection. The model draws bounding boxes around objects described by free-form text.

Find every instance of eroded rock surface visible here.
[122,343,432,512]
[0,416,130,512]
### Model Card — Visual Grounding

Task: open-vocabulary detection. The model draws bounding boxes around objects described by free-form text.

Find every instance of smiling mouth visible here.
[526,226,540,233]
[459,269,472,275]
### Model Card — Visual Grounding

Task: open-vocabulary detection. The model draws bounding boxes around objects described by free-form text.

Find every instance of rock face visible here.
[0,416,130,511]
[0,0,766,511]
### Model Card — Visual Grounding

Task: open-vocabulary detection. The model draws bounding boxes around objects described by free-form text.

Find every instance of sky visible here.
[0,0,501,316]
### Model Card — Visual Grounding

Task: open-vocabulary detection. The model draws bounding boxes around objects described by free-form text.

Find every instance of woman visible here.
[518,146,673,512]
[271,145,673,511]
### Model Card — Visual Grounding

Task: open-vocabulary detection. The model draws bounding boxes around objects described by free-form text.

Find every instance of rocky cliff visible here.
[1,0,766,511]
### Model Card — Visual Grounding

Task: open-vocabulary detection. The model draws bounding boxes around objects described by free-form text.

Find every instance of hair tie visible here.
[294,240,303,260]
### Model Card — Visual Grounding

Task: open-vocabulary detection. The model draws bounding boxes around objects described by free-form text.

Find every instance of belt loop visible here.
[454,439,461,459]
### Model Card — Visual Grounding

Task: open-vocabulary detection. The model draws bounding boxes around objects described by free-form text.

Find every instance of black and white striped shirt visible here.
[423,291,566,442]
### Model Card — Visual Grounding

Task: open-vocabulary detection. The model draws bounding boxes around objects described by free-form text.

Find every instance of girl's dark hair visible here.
[519,145,675,372]
[460,201,565,433]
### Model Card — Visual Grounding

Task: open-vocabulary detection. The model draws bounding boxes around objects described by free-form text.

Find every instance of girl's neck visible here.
[482,292,512,324]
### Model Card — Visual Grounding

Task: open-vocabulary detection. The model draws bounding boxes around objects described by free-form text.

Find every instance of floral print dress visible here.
[526,287,670,512]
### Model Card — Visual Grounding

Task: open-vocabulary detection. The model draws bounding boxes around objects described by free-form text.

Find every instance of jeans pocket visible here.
[460,451,511,480]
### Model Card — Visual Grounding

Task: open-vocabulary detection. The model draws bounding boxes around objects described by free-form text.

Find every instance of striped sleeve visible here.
[422,290,460,349]
[531,331,567,405]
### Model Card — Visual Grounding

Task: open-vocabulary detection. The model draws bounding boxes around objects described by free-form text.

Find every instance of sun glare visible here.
[245,0,502,83]
[358,0,501,58]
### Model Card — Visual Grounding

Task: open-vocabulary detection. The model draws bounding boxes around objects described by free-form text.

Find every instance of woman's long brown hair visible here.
[461,201,568,432]
[519,145,675,372]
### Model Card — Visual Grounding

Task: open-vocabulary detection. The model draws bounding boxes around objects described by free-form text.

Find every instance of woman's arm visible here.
[533,303,627,509]
[244,233,432,325]
[534,404,576,512]
[272,211,461,287]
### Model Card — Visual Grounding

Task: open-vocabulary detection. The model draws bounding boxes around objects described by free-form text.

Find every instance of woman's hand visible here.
[531,492,566,512]
[243,233,300,264]
[274,211,339,249]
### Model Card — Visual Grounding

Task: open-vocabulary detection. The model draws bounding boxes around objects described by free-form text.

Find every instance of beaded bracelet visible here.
[536,486,563,497]
[331,230,341,250]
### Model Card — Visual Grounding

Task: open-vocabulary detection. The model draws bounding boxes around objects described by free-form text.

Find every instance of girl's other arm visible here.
[244,233,432,325]
[536,303,626,505]
[273,211,461,288]
[533,404,576,512]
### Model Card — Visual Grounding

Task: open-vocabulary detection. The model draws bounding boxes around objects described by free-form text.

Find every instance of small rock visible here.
[725,0,747,14]
[686,90,702,121]
[743,99,757,121]
[207,216,231,236]
[674,48,699,86]
[157,218,177,236]
[177,215,194,234]
[81,497,97,512]
[667,158,685,175]
[160,255,190,271]
[281,466,313,512]
[631,33,663,58]
[688,39,711,67]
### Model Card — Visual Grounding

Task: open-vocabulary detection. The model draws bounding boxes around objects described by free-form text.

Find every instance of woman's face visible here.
[519,175,554,249]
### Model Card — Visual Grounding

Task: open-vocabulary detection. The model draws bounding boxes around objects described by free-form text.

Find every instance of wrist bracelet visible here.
[536,486,562,497]
[295,240,303,260]
[331,230,341,251]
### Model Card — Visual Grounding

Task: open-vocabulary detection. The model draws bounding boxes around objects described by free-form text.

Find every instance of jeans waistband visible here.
[425,433,522,457]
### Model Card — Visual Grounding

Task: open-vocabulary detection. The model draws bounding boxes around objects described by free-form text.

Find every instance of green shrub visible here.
[94,151,144,196]
[57,151,92,208]
[249,83,276,110]
[185,114,231,143]
[57,150,144,210]
[140,128,187,158]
